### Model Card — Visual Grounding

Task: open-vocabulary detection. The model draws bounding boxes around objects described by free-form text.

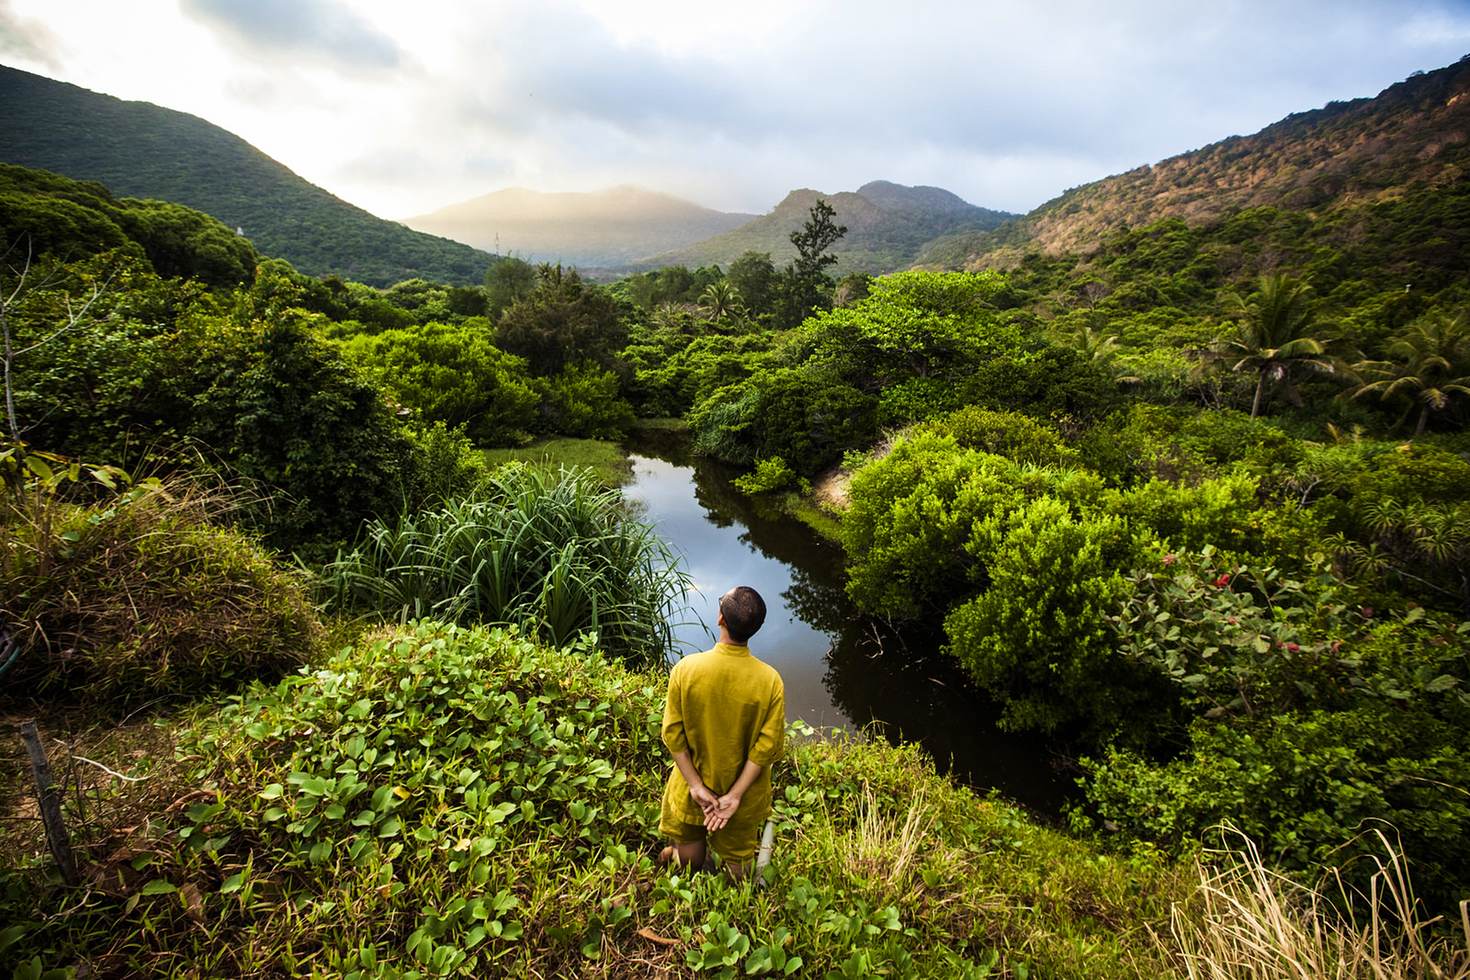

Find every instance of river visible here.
[622,430,1074,816]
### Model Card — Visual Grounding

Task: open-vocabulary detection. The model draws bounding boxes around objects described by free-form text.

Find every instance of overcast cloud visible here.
[3,0,1468,218]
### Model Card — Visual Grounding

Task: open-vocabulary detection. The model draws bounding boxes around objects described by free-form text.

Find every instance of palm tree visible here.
[1217,273,1337,417]
[1067,325,1140,384]
[1347,313,1470,437]
[698,280,744,324]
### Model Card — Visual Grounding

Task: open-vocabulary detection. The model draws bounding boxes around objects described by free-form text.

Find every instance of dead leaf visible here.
[636,927,679,947]
[179,882,206,923]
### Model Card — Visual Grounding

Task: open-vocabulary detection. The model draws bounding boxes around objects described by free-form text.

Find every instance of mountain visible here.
[647,180,1015,275]
[404,186,756,270]
[0,65,494,286]
[919,55,1470,271]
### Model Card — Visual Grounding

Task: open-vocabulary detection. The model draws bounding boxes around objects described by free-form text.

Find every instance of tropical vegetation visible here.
[4,53,1470,979]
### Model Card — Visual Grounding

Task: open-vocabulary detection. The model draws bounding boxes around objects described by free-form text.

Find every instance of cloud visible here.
[0,0,61,68]
[181,0,400,71]
[406,1,1436,215]
[14,0,1470,219]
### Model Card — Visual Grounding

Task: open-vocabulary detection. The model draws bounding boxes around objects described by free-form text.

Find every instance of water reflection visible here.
[622,430,1074,816]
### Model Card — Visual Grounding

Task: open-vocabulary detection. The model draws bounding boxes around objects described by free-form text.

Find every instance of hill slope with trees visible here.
[0,65,495,286]
[920,55,1470,270]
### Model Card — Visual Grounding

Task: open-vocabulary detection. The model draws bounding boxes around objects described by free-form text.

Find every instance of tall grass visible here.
[1167,827,1470,979]
[320,463,688,668]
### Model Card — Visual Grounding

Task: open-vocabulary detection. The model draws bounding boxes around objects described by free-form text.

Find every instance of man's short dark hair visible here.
[720,586,766,643]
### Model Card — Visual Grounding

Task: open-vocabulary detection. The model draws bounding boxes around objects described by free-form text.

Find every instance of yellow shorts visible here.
[659,813,763,864]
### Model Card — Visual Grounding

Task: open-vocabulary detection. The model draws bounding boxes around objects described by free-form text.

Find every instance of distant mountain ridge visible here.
[919,55,1470,271]
[0,64,494,286]
[404,185,756,269]
[649,180,1016,274]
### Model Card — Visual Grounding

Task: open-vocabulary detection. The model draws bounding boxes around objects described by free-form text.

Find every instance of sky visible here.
[2,0,1469,221]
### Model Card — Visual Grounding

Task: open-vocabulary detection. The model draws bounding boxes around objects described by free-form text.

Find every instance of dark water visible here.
[622,430,1074,816]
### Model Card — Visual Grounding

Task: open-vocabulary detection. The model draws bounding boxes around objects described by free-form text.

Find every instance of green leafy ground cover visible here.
[1,622,1185,978]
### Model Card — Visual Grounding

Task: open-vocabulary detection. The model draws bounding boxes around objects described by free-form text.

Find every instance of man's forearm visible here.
[725,759,764,801]
[672,749,719,813]
[671,749,705,792]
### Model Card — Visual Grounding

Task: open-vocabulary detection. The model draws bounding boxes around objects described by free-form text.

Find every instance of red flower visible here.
[1162,553,1177,566]
[1286,642,1300,653]
[1214,574,1231,588]
[1361,606,1375,619]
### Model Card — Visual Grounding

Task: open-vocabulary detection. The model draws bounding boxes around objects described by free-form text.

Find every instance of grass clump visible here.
[480,438,634,488]
[1,621,1190,978]
[1167,828,1470,979]
[320,464,687,668]
[0,477,318,703]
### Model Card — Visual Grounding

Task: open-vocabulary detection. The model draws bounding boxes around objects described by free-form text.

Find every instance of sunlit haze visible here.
[3,0,1468,219]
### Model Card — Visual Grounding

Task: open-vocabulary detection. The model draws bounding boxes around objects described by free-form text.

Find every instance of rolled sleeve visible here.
[661,664,688,754]
[747,681,785,767]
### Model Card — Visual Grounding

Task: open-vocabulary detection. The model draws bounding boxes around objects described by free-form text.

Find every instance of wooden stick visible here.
[19,719,79,885]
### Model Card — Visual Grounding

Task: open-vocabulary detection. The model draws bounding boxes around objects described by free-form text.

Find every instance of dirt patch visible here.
[811,467,851,510]
[1,706,187,870]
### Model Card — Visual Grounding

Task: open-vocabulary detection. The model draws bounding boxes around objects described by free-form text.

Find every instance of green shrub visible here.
[733,456,797,495]
[919,407,1078,466]
[342,320,539,446]
[534,363,636,439]
[403,421,495,505]
[12,270,427,552]
[688,368,877,475]
[320,465,687,668]
[1083,703,1470,914]
[841,431,1106,619]
[1,478,318,702]
[944,497,1149,736]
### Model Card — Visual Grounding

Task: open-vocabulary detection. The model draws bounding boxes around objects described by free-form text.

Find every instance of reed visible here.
[320,463,688,668]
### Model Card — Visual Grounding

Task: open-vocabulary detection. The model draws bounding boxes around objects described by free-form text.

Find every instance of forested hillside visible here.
[921,54,1470,270]
[0,65,494,286]
[405,185,756,269]
[650,180,1014,274]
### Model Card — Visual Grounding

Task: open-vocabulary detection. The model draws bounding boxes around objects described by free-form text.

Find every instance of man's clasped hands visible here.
[688,782,742,832]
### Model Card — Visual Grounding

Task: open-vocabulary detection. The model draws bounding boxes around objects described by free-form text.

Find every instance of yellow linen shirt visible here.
[661,642,786,826]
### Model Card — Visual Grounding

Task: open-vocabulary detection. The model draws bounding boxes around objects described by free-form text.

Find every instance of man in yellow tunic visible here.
[659,585,785,878]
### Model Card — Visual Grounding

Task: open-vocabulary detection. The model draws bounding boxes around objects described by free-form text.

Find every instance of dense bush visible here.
[688,271,1119,474]
[1077,545,1470,907]
[8,263,428,551]
[496,265,627,376]
[917,406,1079,467]
[943,498,1149,735]
[1,476,318,702]
[341,320,539,446]
[622,331,774,417]
[321,465,687,668]
[534,364,636,440]
[1085,700,1470,912]
[689,368,878,475]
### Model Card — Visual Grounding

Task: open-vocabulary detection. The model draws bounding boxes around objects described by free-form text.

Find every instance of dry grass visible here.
[1167,827,1470,980]
[841,780,935,895]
